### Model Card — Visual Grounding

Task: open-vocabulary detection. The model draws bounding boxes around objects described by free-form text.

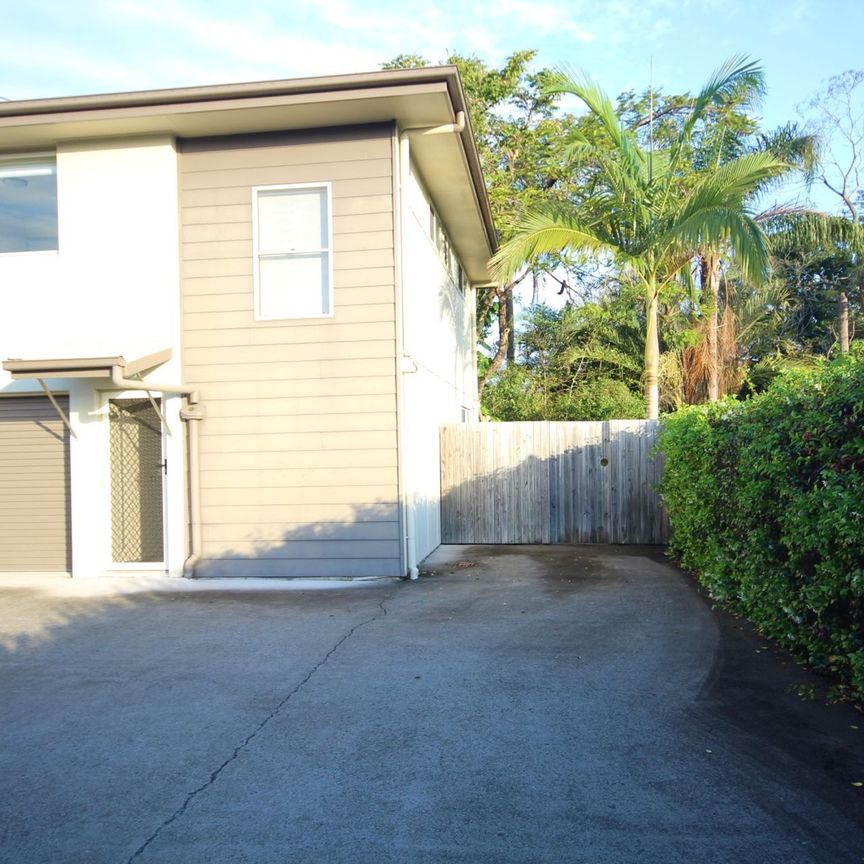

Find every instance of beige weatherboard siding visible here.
[180,125,401,578]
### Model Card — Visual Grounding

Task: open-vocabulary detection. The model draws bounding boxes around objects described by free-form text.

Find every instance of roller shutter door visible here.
[0,396,72,572]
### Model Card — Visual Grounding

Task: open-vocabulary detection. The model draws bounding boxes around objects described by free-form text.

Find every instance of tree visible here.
[802,69,864,351]
[482,297,646,420]
[492,57,789,418]
[383,51,581,394]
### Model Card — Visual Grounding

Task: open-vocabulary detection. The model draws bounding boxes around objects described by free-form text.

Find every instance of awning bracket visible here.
[133,375,172,437]
[37,378,77,439]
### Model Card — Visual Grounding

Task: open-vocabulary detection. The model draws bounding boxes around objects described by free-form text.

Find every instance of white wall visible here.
[401,159,477,562]
[0,137,186,576]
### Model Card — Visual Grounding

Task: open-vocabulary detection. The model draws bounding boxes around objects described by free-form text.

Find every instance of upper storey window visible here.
[0,155,58,253]
[252,183,333,320]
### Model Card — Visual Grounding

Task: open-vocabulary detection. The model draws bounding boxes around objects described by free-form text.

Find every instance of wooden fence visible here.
[440,421,668,545]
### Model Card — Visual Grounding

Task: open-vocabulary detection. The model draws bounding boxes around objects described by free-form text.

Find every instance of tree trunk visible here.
[506,289,515,361]
[703,253,721,400]
[644,282,660,420]
[477,285,511,399]
[838,291,850,353]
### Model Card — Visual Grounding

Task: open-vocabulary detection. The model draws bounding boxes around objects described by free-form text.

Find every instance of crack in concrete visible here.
[124,592,393,864]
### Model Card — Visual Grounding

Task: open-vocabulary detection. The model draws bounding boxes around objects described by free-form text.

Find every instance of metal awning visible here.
[2,348,172,380]
[2,349,174,437]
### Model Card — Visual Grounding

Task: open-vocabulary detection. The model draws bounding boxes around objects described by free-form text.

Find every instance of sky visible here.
[1,0,862,300]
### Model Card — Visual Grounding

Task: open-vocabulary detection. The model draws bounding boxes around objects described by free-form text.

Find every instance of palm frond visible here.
[764,211,864,254]
[660,206,770,285]
[490,206,618,281]
[668,56,765,177]
[680,152,791,220]
[545,67,646,182]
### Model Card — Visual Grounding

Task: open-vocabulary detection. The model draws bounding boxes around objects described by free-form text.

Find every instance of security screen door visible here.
[109,398,165,563]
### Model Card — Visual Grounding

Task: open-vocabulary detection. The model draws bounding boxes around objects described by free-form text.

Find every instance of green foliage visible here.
[659,348,864,699]
[482,300,646,420]
[483,365,645,421]
[491,57,793,419]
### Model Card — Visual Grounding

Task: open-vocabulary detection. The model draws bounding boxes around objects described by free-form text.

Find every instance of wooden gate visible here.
[440,421,668,545]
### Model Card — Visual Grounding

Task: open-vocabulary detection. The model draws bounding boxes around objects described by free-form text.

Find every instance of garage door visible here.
[0,396,72,572]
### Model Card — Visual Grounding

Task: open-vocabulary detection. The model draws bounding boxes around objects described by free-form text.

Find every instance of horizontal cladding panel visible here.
[182,212,393,243]
[200,538,401,560]
[201,503,399,524]
[195,558,402,579]
[180,159,392,191]
[185,360,396,384]
[0,479,72,490]
[201,522,399,558]
[182,196,392,227]
[0,495,70,506]
[193,380,395,403]
[184,323,395,347]
[183,177,392,207]
[185,356,393,380]
[200,466,398,489]
[184,339,395,365]
[202,486,396,507]
[185,285,395,313]
[184,269,395,295]
[200,430,396,454]
[184,305,396,331]
[182,248,393,279]
[180,137,392,172]
[199,413,396,436]
[0,508,71,520]
[0,452,66,466]
[201,448,396,471]
[181,231,393,261]
[203,523,398,545]
[193,394,396,416]
[184,332,396,360]
[0,541,69,552]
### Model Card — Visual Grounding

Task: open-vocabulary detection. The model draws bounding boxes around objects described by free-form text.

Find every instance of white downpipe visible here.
[403,111,466,138]
[395,111,467,581]
[395,129,418,581]
[180,405,203,578]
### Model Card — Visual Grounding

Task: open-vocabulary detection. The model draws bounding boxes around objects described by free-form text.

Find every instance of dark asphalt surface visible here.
[0,545,861,863]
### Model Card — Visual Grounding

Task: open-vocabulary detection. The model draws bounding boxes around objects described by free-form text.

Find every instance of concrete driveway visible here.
[0,546,861,864]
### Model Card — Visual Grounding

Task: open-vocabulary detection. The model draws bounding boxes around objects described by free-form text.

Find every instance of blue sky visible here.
[2,0,862,217]
[2,0,861,119]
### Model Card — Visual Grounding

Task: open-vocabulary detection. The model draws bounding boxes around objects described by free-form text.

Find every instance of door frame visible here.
[106,392,169,570]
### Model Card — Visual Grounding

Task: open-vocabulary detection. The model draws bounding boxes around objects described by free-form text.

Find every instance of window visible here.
[0,155,58,253]
[427,202,465,294]
[252,183,332,320]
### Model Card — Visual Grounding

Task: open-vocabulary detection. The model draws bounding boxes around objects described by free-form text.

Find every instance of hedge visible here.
[658,347,864,700]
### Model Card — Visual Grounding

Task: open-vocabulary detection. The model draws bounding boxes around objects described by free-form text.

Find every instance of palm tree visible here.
[697,124,819,400]
[491,57,790,419]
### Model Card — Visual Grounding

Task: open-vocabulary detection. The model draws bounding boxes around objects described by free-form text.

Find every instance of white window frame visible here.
[251,181,334,321]
[0,152,59,256]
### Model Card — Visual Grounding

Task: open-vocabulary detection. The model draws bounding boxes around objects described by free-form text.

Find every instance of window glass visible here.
[253,184,332,320]
[257,187,325,254]
[258,254,330,318]
[0,156,58,253]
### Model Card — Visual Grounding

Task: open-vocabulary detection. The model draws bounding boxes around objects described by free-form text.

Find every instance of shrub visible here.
[659,348,864,699]
[482,365,646,421]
